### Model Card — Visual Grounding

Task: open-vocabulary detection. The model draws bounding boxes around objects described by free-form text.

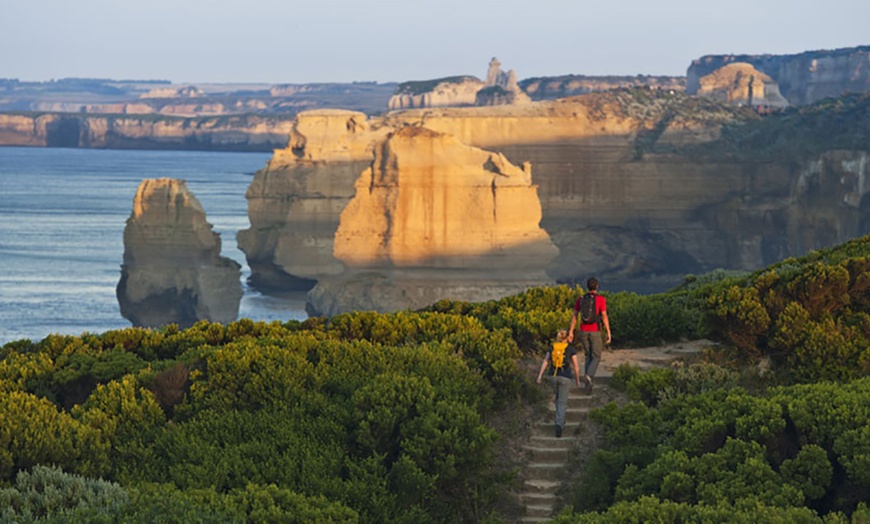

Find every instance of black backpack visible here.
[579,293,598,324]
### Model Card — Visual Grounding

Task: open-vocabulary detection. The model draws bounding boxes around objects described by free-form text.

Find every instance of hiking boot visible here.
[555,425,563,438]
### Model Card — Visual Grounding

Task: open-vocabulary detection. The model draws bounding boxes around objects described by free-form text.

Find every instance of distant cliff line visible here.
[0,112,296,152]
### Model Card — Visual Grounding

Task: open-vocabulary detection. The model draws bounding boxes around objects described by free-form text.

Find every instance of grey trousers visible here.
[578,331,604,378]
[553,375,572,427]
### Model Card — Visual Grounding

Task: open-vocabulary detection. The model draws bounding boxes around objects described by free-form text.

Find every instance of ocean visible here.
[0,147,307,345]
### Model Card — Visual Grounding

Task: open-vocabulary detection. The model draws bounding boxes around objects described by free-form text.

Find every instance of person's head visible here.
[556,329,568,342]
[587,277,599,292]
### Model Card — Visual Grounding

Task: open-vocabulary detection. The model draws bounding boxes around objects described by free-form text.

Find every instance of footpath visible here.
[516,341,710,523]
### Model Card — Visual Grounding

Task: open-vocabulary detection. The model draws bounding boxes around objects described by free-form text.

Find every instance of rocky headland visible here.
[117,178,242,328]
[695,62,789,109]
[388,58,530,110]
[0,113,296,151]
[240,88,870,314]
[687,45,870,105]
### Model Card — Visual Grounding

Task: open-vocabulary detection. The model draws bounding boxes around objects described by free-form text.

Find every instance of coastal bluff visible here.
[240,89,870,314]
[117,178,242,328]
[687,45,870,106]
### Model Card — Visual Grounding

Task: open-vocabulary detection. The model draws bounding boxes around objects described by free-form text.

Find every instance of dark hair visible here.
[586,277,599,291]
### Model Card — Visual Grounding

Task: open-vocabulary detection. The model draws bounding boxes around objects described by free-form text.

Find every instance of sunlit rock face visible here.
[304,126,558,315]
[696,63,789,109]
[237,110,390,291]
[242,91,870,311]
[687,46,870,105]
[117,178,242,328]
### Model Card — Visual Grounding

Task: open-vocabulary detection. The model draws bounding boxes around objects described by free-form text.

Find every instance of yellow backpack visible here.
[551,342,568,375]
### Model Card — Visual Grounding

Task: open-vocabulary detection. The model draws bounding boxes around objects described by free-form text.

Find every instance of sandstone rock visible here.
[388,76,484,110]
[387,58,531,110]
[520,75,685,101]
[244,90,870,309]
[696,63,788,109]
[0,113,295,151]
[237,110,392,290]
[117,178,242,328]
[307,126,557,315]
[687,45,870,105]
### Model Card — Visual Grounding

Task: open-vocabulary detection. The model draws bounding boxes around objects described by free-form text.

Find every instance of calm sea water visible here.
[0,147,307,345]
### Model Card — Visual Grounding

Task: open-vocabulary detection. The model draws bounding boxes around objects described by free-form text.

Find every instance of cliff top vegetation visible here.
[2,233,869,522]
[394,76,480,96]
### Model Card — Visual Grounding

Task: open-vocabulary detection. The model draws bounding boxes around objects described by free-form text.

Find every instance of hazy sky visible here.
[3,0,868,85]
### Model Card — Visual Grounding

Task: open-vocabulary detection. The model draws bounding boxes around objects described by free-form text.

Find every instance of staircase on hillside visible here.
[517,379,609,523]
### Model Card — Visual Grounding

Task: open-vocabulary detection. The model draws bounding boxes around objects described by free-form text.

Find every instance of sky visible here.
[2,0,869,85]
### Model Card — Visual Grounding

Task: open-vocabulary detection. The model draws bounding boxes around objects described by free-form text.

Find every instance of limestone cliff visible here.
[237,110,390,291]
[388,76,484,110]
[303,126,557,315]
[687,45,870,105]
[520,75,685,100]
[387,58,530,110]
[117,178,242,328]
[696,63,789,109]
[241,89,870,310]
[0,113,294,151]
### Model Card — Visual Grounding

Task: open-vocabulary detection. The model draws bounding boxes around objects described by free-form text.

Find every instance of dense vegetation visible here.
[2,234,869,522]
[696,92,870,161]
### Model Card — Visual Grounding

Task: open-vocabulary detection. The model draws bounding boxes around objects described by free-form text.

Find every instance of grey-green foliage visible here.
[0,465,128,522]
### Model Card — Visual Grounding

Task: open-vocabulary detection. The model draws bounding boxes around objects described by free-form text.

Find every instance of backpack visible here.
[551,342,568,375]
[580,293,598,325]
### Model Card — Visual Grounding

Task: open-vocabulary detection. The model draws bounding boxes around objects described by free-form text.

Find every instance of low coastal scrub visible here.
[1,234,869,522]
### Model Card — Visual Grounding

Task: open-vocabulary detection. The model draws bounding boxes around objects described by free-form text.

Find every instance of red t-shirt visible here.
[574,293,606,332]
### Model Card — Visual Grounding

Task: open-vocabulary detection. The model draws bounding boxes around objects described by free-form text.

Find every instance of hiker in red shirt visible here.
[567,277,611,393]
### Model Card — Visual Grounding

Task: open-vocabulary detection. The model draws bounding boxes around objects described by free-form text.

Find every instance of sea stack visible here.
[117,178,242,329]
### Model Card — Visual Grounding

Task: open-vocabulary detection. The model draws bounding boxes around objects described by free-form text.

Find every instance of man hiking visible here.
[568,277,611,393]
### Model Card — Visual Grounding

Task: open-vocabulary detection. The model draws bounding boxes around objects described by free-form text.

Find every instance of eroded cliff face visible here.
[304,126,557,315]
[237,110,391,291]
[687,46,870,106]
[696,63,789,108]
[117,178,242,328]
[242,91,870,312]
[0,113,294,151]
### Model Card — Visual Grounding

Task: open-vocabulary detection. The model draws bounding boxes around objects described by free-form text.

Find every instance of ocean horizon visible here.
[0,147,308,345]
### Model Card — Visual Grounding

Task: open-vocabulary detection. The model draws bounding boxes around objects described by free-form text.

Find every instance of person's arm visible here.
[571,352,581,387]
[601,310,611,345]
[568,311,577,343]
[536,353,551,383]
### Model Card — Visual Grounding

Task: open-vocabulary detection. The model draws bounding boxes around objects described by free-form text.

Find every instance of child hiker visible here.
[536,329,581,437]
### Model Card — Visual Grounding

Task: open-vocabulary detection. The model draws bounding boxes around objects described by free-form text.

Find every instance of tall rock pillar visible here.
[117,178,242,329]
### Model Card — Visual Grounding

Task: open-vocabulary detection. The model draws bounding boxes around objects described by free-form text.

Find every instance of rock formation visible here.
[304,126,557,315]
[241,90,870,312]
[520,75,686,100]
[687,45,870,105]
[237,109,391,291]
[696,63,789,109]
[387,58,530,110]
[117,178,242,328]
[0,113,295,151]
[388,76,484,110]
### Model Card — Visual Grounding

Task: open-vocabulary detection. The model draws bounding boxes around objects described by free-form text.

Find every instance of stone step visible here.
[518,491,557,507]
[545,406,591,423]
[518,517,550,524]
[528,430,575,443]
[524,503,554,519]
[524,462,568,482]
[523,479,560,494]
[524,445,569,463]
